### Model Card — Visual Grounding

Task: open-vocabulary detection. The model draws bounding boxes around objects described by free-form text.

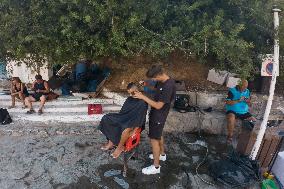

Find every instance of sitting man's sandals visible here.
[111,146,125,159]
[38,109,43,115]
[226,137,233,145]
[26,109,35,114]
[8,105,15,109]
[100,145,115,151]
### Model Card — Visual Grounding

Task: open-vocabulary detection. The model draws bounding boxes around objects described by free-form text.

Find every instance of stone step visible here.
[10,112,106,123]
[7,104,121,113]
[0,98,115,107]
[102,91,127,106]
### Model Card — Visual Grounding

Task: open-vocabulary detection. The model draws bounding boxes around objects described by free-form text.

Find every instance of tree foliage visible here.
[0,0,282,78]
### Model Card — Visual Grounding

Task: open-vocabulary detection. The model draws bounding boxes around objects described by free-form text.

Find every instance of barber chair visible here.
[122,128,142,177]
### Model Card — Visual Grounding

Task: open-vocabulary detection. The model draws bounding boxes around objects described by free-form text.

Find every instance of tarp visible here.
[99,97,148,145]
[209,149,260,188]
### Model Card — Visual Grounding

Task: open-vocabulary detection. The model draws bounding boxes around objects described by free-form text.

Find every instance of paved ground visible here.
[0,121,260,189]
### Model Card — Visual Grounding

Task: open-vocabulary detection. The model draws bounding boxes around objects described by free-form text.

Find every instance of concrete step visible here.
[7,104,121,113]
[102,91,127,106]
[1,92,126,123]
[0,98,115,107]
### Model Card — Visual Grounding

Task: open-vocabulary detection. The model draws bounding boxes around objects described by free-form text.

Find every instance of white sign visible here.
[261,54,279,76]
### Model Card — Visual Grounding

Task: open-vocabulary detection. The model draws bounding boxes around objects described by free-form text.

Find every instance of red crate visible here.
[88,104,102,115]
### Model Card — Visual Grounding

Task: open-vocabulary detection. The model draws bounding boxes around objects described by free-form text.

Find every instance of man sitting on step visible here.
[99,82,148,158]
[25,75,50,115]
[225,79,256,143]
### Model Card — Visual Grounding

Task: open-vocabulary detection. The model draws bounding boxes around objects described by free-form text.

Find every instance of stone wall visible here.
[6,60,53,84]
[164,110,228,135]
[164,91,284,135]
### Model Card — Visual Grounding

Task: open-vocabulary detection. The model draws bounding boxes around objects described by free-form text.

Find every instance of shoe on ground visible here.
[26,109,35,114]
[142,165,161,175]
[149,154,166,161]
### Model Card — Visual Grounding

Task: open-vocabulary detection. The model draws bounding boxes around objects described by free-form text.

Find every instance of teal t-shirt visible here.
[225,87,250,114]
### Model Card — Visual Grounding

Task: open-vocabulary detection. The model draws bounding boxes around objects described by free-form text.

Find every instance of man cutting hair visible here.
[134,65,176,175]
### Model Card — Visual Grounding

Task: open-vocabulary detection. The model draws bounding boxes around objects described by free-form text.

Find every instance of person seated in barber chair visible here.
[99,82,148,158]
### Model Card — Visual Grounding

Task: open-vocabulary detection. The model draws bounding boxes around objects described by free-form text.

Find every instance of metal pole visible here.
[250,6,281,160]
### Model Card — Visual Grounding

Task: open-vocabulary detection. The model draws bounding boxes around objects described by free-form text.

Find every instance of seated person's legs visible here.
[244,115,257,122]
[18,92,27,108]
[226,112,236,142]
[25,96,36,114]
[227,111,256,143]
[101,127,139,152]
[101,140,115,151]
[10,92,26,108]
[9,93,17,108]
[38,95,46,114]
[111,127,135,158]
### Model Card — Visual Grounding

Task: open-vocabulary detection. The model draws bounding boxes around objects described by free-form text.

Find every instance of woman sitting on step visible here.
[9,77,29,109]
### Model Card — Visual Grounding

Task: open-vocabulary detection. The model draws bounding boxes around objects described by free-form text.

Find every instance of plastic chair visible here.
[123,128,142,177]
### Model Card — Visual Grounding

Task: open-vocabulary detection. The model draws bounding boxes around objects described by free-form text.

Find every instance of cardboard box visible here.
[207,69,228,85]
[226,76,240,88]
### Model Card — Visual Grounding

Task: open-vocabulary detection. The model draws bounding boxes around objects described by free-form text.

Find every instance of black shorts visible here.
[32,93,48,101]
[149,121,165,140]
[226,110,252,120]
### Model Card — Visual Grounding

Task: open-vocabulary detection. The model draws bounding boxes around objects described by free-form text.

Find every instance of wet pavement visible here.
[0,122,260,189]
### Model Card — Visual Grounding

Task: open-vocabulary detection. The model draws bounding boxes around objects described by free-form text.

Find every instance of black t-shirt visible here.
[149,78,176,124]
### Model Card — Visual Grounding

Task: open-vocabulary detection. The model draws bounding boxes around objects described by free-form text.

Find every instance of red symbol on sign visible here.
[266,62,273,75]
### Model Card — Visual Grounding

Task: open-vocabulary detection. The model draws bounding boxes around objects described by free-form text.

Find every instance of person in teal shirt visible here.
[225,79,256,143]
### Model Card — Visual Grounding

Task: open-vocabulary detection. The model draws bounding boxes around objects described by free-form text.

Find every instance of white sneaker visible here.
[149,154,167,161]
[142,165,161,175]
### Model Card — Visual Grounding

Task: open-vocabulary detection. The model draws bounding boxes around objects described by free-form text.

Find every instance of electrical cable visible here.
[186,103,216,186]
[186,142,215,186]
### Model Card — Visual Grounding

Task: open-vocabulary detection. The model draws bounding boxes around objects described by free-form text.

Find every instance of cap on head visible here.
[35,75,42,80]
[146,65,163,78]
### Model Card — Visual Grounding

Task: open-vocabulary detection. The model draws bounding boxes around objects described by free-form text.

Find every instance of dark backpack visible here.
[0,108,12,125]
[173,94,196,113]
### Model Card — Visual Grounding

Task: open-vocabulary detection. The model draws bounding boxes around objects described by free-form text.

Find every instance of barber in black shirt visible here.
[134,65,176,175]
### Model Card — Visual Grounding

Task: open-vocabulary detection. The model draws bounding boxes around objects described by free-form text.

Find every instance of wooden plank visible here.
[237,127,253,155]
[245,130,258,155]
[262,138,280,168]
[71,75,111,99]
[257,138,271,166]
